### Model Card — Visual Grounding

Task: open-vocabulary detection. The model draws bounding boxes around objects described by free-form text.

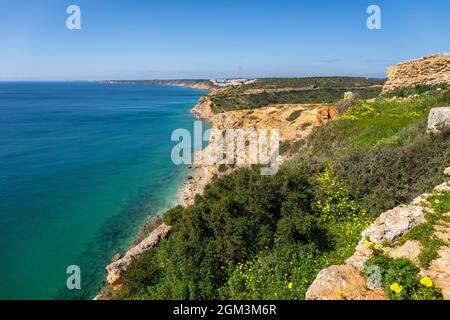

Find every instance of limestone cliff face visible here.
[382,53,450,94]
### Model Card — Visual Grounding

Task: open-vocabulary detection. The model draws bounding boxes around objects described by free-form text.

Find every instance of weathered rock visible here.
[444,167,450,177]
[427,107,450,134]
[316,106,338,128]
[347,205,426,269]
[434,222,450,243]
[305,264,386,300]
[421,247,450,300]
[362,205,427,244]
[344,91,357,100]
[434,181,450,193]
[382,53,450,94]
[346,243,373,270]
[384,240,422,265]
[106,224,172,287]
[412,193,433,206]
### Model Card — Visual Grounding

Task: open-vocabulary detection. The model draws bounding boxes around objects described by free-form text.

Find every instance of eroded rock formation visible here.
[382,53,450,94]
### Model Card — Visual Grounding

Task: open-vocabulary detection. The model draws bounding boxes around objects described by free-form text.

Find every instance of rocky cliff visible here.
[382,53,450,94]
[180,96,337,206]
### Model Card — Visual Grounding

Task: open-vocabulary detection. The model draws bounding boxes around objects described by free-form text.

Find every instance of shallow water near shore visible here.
[0,82,207,299]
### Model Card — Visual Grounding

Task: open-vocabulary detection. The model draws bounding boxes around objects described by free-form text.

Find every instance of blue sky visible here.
[0,0,449,80]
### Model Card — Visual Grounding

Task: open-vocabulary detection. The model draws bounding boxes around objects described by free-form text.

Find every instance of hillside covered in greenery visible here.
[107,86,449,300]
[210,77,385,113]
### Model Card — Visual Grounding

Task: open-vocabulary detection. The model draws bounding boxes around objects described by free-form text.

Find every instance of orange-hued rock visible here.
[316,106,338,128]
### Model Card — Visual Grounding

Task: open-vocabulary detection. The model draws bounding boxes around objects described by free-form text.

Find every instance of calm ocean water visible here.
[0,82,207,299]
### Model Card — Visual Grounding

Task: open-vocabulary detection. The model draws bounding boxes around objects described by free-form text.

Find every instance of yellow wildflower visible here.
[374,244,380,250]
[287,282,293,289]
[420,277,433,287]
[364,241,372,248]
[390,282,403,294]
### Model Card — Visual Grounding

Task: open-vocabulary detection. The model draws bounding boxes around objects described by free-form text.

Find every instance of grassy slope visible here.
[110,87,450,300]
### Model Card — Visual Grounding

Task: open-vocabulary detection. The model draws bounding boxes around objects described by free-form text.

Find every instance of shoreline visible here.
[98,92,215,298]
[176,94,217,207]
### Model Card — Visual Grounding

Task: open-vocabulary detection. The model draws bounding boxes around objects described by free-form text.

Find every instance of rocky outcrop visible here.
[427,107,450,133]
[445,167,450,177]
[191,95,215,121]
[305,264,386,300]
[421,247,450,299]
[106,223,171,287]
[382,53,450,94]
[384,240,422,264]
[346,205,427,270]
[316,106,339,128]
[306,176,450,300]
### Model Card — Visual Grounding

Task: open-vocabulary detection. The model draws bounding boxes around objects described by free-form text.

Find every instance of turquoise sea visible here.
[0,82,207,299]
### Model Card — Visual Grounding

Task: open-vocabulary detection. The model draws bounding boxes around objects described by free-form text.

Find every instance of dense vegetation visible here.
[242,77,385,90]
[110,87,450,300]
[210,77,384,113]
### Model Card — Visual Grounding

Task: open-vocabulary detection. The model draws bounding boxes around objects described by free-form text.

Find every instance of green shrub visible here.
[364,252,443,300]
[385,83,448,98]
[286,110,302,122]
[218,163,228,173]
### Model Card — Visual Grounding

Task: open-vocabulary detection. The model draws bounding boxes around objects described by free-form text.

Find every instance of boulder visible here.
[427,107,450,133]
